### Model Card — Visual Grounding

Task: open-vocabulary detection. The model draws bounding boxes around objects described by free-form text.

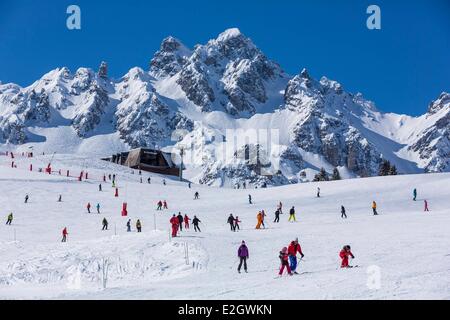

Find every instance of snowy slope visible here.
[0,153,449,299]
[0,28,449,185]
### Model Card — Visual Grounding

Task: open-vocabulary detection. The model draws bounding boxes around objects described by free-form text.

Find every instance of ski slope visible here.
[0,153,449,299]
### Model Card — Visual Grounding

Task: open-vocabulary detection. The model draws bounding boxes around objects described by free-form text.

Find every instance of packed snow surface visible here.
[0,153,449,299]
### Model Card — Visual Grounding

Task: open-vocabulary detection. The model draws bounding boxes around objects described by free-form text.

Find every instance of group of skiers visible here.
[86,202,101,214]
[156,200,168,210]
[170,213,201,237]
[227,214,241,231]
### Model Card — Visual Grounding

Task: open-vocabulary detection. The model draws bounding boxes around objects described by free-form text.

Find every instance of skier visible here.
[339,245,355,268]
[87,202,91,213]
[112,180,116,188]
[108,174,111,180]
[227,214,236,231]
[413,188,417,201]
[163,179,166,185]
[102,218,108,230]
[317,187,320,198]
[194,191,199,200]
[372,201,378,215]
[6,212,13,225]
[177,212,184,231]
[192,215,201,232]
[99,184,102,192]
[147,177,151,184]
[243,181,246,189]
[156,200,163,210]
[140,177,142,183]
[58,194,62,202]
[278,247,292,276]
[188,182,191,189]
[288,206,296,222]
[126,219,131,232]
[112,174,116,181]
[255,211,263,229]
[234,216,241,231]
[277,201,283,214]
[61,227,68,242]
[274,208,281,223]
[261,210,267,229]
[288,238,304,274]
[170,214,179,237]
[341,205,347,219]
[96,203,100,214]
[424,199,429,212]
[237,240,249,273]
[136,219,142,232]
[248,194,252,204]
[24,194,29,203]
[184,214,190,229]
[163,200,168,209]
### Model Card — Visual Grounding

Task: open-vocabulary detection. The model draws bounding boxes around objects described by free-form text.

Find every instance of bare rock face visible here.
[176,28,285,116]
[150,37,191,78]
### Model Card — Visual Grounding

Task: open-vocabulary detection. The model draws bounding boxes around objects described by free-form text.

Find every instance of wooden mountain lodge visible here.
[102,148,180,177]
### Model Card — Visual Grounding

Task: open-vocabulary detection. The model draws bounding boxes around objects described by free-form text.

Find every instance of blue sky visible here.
[0,0,448,116]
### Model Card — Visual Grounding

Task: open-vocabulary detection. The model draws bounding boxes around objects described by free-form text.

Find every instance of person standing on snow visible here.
[192,216,201,232]
[170,214,179,237]
[261,210,267,229]
[102,218,108,230]
[234,216,241,231]
[288,206,297,222]
[177,212,184,231]
[126,219,131,232]
[86,202,91,213]
[274,208,281,223]
[99,184,102,192]
[339,245,355,268]
[24,194,29,203]
[188,182,191,188]
[136,219,142,232]
[61,227,68,242]
[162,179,166,185]
[317,187,320,198]
[163,200,168,209]
[278,247,292,276]
[288,238,304,274]
[255,211,263,229]
[424,199,429,212]
[194,191,199,199]
[277,201,283,214]
[237,240,249,273]
[413,188,417,201]
[372,201,378,215]
[156,200,163,210]
[147,177,151,184]
[6,212,13,225]
[341,205,347,219]
[58,195,62,202]
[248,194,252,204]
[96,203,101,214]
[227,214,236,231]
[184,214,190,229]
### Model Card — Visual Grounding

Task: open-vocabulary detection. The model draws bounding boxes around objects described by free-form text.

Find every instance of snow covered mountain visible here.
[0,28,448,186]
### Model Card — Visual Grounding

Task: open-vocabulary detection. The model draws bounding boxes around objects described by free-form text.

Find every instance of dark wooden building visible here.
[102,148,180,177]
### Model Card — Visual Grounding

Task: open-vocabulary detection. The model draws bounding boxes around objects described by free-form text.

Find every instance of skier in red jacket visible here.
[288,238,304,274]
[184,214,190,229]
[61,227,68,242]
[163,200,168,210]
[339,245,355,268]
[86,202,91,213]
[170,214,179,237]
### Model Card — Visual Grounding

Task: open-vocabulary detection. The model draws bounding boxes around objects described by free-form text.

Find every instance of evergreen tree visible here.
[388,165,398,175]
[378,159,391,176]
[313,167,329,181]
[331,167,341,180]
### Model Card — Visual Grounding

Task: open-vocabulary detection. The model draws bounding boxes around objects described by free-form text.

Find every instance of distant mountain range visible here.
[0,28,448,186]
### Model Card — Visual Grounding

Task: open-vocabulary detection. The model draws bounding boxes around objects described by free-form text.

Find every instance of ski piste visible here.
[0,153,448,299]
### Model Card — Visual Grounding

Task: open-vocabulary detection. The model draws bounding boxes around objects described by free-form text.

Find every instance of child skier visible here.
[237,241,249,273]
[184,214,190,229]
[372,201,378,215]
[278,247,292,276]
[234,216,241,231]
[163,200,168,209]
[339,245,355,268]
